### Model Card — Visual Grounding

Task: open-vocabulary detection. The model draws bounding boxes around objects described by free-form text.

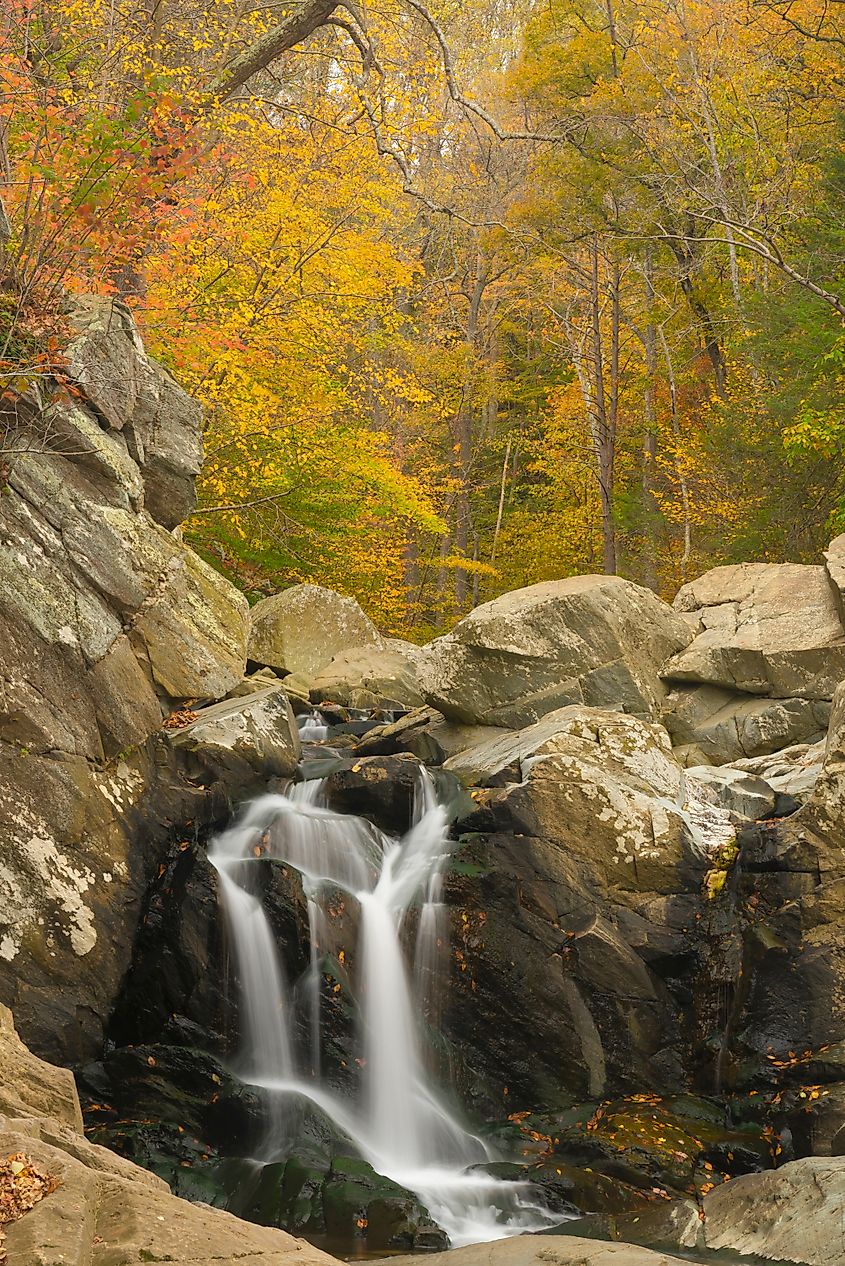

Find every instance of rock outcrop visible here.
[417,576,692,728]
[661,681,831,766]
[437,709,718,1104]
[702,1155,845,1265]
[661,560,845,764]
[0,297,277,1062]
[666,562,845,698]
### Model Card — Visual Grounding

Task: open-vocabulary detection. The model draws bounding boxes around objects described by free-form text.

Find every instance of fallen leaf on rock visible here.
[0,1152,59,1263]
[163,708,199,730]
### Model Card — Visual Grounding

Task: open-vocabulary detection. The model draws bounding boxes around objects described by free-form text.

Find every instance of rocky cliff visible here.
[0,296,298,1062]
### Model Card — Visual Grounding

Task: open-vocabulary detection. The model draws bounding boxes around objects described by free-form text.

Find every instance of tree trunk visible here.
[589,238,617,574]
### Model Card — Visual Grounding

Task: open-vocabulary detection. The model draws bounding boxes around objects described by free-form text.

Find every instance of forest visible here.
[7,5,845,1263]
[4,0,845,636]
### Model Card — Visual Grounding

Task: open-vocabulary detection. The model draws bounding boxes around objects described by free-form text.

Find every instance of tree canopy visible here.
[3,0,845,634]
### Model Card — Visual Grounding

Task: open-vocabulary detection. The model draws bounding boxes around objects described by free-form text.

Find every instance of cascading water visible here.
[298,710,331,741]
[208,764,558,1247]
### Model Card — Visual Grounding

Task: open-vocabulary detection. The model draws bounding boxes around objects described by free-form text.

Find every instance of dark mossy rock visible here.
[88,1043,265,1152]
[85,1118,222,1190]
[325,754,422,835]
[539,1095,772,1200]
[321,1156,447,1250]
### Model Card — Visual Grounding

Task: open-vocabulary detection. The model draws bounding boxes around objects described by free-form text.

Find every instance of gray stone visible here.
[444,706,683,794]
[703,1155,845,1265]
[662,682,830,766]
[356,706,510,764]
[227,668,284,699]
[666,562,845,699]
[248,584,385,676]
[0,1004,82,1130]
[417,575,692,729]
[0,299,251,1062]
[167,686,301,781]
[684,765,777,820]
[129,531,249,701]
[824,533,845,625]
[731,740,825,804]
[65,294,203,527]
[797,682,845,845]
[309,646,424,710]
[461,710,698,899]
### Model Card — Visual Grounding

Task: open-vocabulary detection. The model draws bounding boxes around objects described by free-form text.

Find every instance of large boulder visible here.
[248,584,385,676]
[702,1155,845,1265]
[308,645,424,710]
[166,686,301,783]
[416,576,692,728]
[664,562,845,699]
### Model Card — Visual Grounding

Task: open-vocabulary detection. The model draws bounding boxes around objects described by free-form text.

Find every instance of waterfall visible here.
[297,710,330,741]
[208,765,558,1247]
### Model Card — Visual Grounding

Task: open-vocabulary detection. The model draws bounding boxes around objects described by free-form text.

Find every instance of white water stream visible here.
[208,767,557,1247]
[299,710,330,741]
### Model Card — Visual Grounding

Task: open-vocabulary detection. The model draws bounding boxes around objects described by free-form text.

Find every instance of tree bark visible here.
[208,0,341,103]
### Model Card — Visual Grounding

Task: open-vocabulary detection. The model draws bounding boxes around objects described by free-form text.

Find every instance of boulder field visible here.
[4,299,845,1262]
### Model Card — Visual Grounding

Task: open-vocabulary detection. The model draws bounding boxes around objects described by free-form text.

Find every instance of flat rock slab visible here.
[0,1010,339,1266]
[372,1236,714,1266]
[1,1126,337,1266]
[0,1005,82,1131]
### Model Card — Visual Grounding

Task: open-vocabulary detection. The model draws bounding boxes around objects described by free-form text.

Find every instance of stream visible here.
[208,728,559,1247]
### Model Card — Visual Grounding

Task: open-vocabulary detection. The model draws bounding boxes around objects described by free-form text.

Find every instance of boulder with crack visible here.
[417,575,692,729]
[438,708,724,1106]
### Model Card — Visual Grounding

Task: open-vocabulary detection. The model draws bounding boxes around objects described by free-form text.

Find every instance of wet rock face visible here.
[325,753,423,835]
